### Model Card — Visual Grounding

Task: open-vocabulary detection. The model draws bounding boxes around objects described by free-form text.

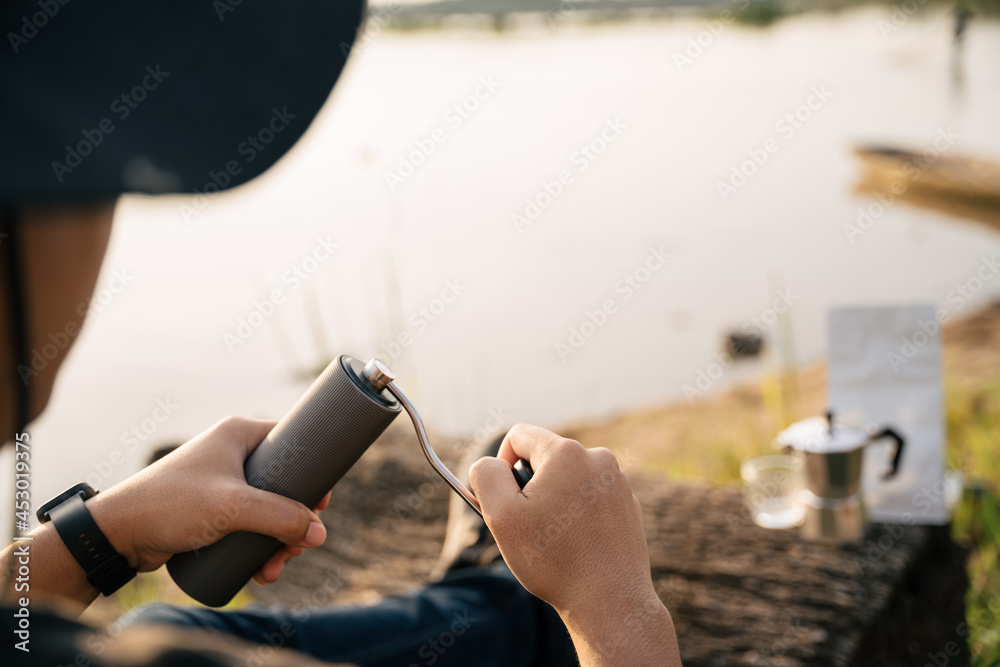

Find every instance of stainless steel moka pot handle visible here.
[167,355,532,607]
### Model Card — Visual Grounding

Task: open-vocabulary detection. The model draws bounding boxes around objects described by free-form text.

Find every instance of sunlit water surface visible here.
[11,7,1000,522]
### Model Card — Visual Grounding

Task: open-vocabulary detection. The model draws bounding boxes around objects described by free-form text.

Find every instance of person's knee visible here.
[119,602,206,629]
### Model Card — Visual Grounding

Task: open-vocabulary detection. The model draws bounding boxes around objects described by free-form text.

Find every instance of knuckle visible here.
[214,415,252,434]
[552,437,585,459]
[468,457,489,487]
[506,423,532,443]
[591,447,621,472]
[285,505,311,540]
[543,438,587,478]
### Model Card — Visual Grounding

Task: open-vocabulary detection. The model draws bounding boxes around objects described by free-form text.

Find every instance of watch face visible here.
[36,482,98,523]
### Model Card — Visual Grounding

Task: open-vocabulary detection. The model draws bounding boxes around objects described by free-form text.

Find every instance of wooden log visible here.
[631,478,969,666]
[256,425,968,666]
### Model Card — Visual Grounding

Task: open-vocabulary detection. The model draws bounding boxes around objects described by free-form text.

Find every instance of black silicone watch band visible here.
[47,493,136,596]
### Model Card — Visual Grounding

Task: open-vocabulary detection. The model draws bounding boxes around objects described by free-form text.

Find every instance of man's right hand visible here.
[469,424,681,667]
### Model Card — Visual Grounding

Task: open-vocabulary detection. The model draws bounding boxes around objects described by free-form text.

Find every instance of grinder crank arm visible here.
[362,359,534,517]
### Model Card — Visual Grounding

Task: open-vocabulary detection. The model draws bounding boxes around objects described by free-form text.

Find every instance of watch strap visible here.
[48,493,136,596]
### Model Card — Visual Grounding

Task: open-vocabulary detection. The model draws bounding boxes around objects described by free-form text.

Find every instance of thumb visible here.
[235,487,327,548]
[469,456,523,519]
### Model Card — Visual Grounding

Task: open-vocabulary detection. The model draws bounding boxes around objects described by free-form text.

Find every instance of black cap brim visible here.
[0,1,366,204]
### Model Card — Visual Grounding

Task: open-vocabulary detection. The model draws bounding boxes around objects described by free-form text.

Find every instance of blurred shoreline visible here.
[369,0,1000,31]
[560,298,1000,483]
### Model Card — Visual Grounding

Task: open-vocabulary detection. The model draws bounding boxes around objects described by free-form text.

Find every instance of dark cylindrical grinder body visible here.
[167,355,400,607]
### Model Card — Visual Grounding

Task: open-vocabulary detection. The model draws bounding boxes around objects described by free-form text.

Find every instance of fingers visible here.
[315,491,331,512]
[251,487,328,585]
[469,456,523,520]
[497,423,560,468]
[254,551,288,585]
[209,416,279,457]
[236,486,327,548]
[498,424,589,485]
[253,545,304,585]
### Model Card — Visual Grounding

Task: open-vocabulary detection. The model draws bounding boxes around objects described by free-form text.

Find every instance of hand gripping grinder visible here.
[167,355,533,607]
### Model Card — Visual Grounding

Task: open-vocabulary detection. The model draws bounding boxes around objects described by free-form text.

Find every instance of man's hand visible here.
[3,416,328,612]
[89,416,328,582]
[469,424,681,667]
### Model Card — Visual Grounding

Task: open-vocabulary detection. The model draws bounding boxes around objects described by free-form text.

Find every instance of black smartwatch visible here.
[37,483,137,596]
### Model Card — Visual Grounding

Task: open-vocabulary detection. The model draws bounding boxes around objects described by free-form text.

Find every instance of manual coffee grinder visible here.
[167,355,533,607]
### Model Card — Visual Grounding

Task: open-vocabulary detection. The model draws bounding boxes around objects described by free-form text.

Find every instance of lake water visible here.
[10,6,1000,519]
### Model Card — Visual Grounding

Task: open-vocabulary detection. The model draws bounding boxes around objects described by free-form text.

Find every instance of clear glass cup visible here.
[741,454,806,529]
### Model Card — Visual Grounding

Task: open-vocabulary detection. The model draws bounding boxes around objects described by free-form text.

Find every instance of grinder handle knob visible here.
[512,458,534,489]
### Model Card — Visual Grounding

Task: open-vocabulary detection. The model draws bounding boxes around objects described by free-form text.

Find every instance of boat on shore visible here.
[853,144,1000,204]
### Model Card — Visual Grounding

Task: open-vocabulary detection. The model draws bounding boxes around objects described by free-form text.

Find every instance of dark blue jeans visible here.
[125,563,577,667]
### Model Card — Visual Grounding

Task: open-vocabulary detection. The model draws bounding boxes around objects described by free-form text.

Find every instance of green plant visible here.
[732,1,786,26]
[952,485,1000,666]
[947,379,1000,666]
